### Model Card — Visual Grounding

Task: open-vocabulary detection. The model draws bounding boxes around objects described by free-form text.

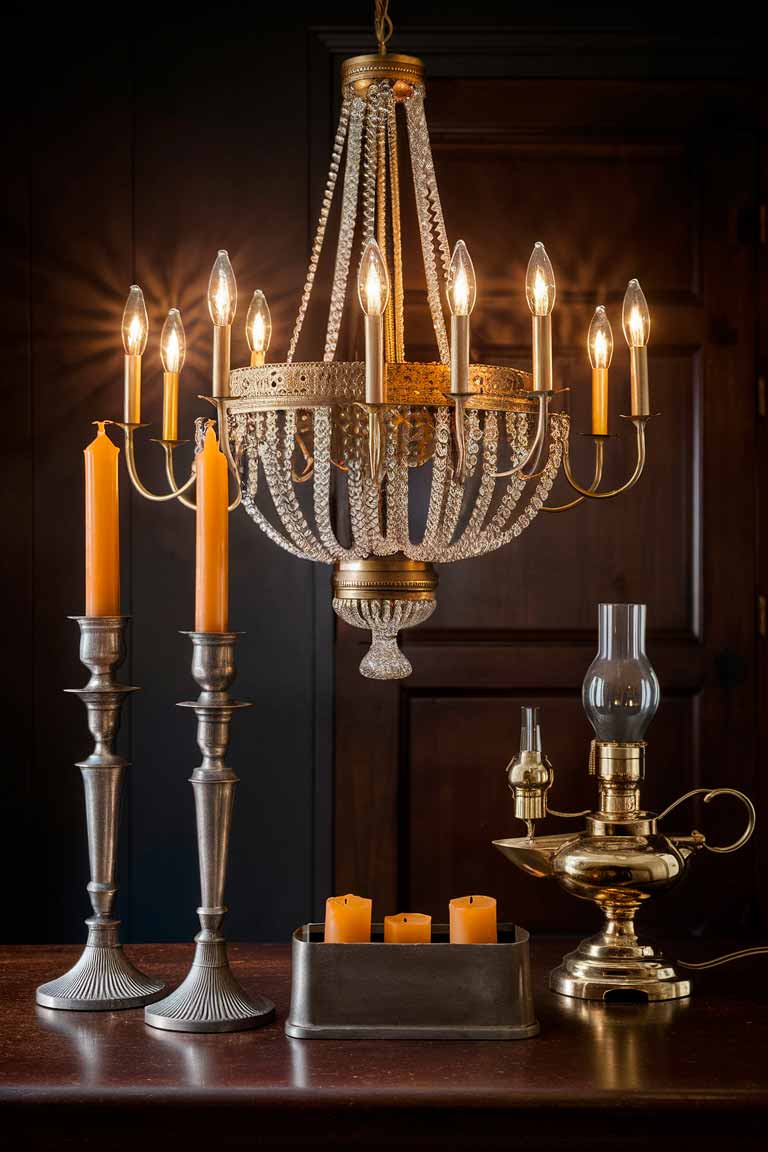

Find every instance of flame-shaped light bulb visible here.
[622,279,651,416]
[122,285,148,356]
[358,239,389,318]
[207,250,237,398]
[526,242,555,392]
[447,240,476,317]
[525,242,556,317]
[246,290,272,366]
[160,308,186,374]
[160,308,185,441]
[588,306,613,370]
[448,240,476,397]
[588,306,613,435]
[122,285,148,423]
[207,249,237,327]
[622,279,650,348]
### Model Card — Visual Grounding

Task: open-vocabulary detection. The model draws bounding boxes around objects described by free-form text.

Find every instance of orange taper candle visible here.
[84,422,120,616]
[384,913,431,943]
[449,895,497,943]
[195,425,229,633]
[324,894,372,942]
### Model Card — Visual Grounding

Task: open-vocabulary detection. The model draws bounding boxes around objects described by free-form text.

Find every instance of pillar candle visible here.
[195,425,229,633]
[384,913,431,943]
[449,895,497,943]
[324,894,372,942]
[84,422,120,617]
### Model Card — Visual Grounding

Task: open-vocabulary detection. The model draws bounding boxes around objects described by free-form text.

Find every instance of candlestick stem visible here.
[36,616,164,1011]
[144,632,274,1033]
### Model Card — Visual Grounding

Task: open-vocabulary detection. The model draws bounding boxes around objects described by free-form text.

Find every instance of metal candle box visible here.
[285,923,539,1040]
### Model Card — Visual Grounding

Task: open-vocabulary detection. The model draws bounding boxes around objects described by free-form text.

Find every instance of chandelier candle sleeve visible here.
[448,240,476,395]
[449,895,498,943]
[195,426,229,633]
[208,250,237,398]
[84,423,120,617]
[246,290,271,368]
[384,913,432,943]
[121,285,148,423]
[623,279,651,417]
[324,894,373,942]
[359,239,389,404]
[160,308,186,441]
[588,306,613,436]
[526,243,555,393]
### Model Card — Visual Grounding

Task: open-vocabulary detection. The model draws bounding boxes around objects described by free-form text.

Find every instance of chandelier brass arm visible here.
[560,415,651,500]
[163,442,198,512]
[542,437,606,513]
[118,410,242,513]
[118,423,198,503]
[493,391,554,481]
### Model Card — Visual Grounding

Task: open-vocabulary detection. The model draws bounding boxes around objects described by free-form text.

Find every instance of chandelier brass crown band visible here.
[332,557,438,602]
[227,363,535,412]
[341,52,425,94]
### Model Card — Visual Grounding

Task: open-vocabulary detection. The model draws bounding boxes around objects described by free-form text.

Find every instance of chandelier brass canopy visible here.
[115,15,657,679]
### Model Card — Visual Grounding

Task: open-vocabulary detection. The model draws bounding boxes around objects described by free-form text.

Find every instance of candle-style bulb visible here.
[246,290,272,355]
[121,285,148,356]
[160,308,186,373]
[588,306,613,370]
[525,242,556,317]
[207,249,237,327]
[622,278,650,348]
[447,240,476,317]
[358,239,389,318]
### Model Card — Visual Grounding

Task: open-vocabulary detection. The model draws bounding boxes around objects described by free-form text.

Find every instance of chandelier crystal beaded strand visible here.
[116,2,656,679]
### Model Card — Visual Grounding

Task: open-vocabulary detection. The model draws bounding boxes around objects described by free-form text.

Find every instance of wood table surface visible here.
[1,939,767,1150]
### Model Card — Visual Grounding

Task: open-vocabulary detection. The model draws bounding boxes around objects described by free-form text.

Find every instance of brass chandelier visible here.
[117,2,656,679]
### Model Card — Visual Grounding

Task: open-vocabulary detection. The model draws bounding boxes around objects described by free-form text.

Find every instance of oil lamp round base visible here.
[144,941,275,1034]
[550,933,691,1003]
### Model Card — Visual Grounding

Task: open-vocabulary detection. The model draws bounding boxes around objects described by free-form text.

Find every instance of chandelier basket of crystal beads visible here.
[115,5,656,679]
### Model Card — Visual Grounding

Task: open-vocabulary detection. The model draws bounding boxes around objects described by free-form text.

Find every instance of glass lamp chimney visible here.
[582,603,660,743]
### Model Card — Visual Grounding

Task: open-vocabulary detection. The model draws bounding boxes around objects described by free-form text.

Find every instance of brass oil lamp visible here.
[494,603,755,1002]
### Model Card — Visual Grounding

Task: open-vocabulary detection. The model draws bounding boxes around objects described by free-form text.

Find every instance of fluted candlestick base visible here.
[37,922,165,1011]
[145,939,274,1033]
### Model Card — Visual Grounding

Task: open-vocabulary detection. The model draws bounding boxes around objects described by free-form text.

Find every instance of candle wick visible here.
[470,896,473,905]
[403,917,407,923]
[344,897,348,905]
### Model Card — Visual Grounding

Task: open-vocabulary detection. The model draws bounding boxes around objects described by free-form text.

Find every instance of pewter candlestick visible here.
[36,616,164,1011]
[145,632,274,1033]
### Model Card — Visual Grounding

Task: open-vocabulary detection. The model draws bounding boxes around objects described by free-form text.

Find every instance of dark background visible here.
[3,3,766,946]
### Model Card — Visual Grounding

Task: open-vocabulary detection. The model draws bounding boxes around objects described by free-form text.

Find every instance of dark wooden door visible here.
[334,42,760,937]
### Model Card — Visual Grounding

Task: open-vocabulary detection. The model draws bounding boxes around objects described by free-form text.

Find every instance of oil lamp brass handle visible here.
[658,787,756,855]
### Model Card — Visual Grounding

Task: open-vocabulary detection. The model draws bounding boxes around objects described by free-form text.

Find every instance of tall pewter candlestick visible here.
[36,616,164,1011]
[145,632,275,1033]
